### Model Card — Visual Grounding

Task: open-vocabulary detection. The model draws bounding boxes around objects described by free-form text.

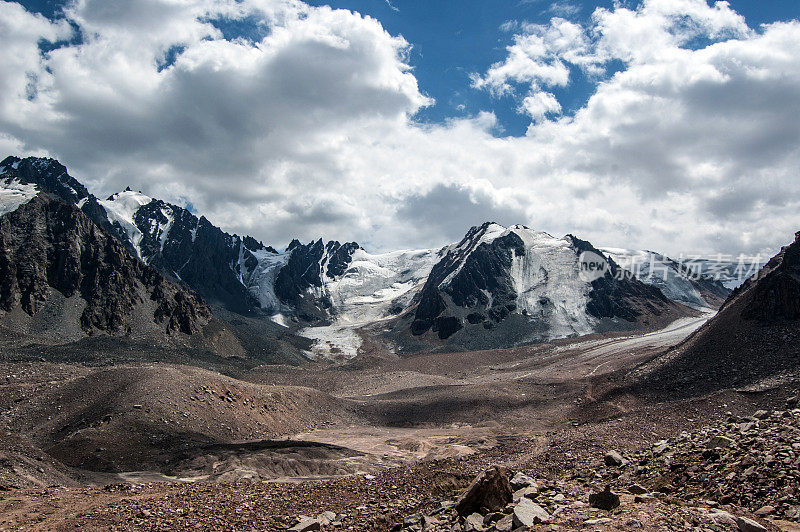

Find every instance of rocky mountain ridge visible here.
[402,223,689,349]
[1,155,737,356]
[0,192,211,341]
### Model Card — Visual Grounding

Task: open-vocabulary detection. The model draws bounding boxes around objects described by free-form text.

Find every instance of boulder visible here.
[627,484,648,495]
[707,509,737,527]
[589,486,621,511]
[512,498,551,527]
[737,516,767,532]
[509,472,536,490]
[494,514,514,532]
[707,436,734,449]
[584,518,613,525]
[455,466,513,516]
[289,519,321,532]
[512,486,538,502]
[604,450,626,467]
[317,512,336,525]
[464,512,485,531]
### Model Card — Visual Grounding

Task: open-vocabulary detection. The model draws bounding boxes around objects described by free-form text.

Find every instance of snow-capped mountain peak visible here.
[407,222,684,349]
[0,156,88,207]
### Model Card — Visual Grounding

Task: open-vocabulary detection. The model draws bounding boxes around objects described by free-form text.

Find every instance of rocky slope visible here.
[0,193,211,342]
[19,398,797,531]
[2,364,356,478]
[633,231,800,395]
[387,404,799,532]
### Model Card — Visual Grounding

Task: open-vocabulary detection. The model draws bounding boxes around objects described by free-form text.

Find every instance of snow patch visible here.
[270,313,291,328]
[507,226,596,338]
[157,207,174,251]
[298,324,363,360]
[98,190,153,259]
[0,178,38,216]
[242,247,291,312]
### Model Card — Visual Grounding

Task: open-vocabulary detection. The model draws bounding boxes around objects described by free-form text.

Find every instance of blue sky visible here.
[19,0,800,137]
[2,0,800,256]
[303,0,800,135]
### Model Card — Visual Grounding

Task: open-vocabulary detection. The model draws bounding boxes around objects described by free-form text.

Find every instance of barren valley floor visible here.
[1,313,798,531]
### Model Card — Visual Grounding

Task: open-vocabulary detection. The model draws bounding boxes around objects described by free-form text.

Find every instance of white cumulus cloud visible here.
[0,0,797,258]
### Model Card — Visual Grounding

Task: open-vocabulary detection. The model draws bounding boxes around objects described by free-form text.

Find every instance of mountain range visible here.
[0,155,748,360]
[1,155,798,528]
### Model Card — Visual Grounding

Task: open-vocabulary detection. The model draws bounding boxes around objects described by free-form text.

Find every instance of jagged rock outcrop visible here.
[273,239,360,322]
[738,231,800,321]
[0,156,89,204]
[0,194,211,336]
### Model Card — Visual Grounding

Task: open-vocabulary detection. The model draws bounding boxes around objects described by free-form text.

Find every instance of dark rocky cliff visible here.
[0,194,211,336]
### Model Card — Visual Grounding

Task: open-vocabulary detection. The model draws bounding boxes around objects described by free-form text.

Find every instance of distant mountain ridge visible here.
[394,223,688,350]
[0,155,738,357]
[601,248,738,309]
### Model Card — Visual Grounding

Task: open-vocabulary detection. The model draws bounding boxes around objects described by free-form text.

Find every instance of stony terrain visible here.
[1,387,798,531]
[387,400,800,532]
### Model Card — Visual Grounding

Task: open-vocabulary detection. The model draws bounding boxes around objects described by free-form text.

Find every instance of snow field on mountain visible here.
[507,226,596,339]
[98,190,154,259]
[0,178,38,216]
[244,248,291,311]
[323,248,440,324]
